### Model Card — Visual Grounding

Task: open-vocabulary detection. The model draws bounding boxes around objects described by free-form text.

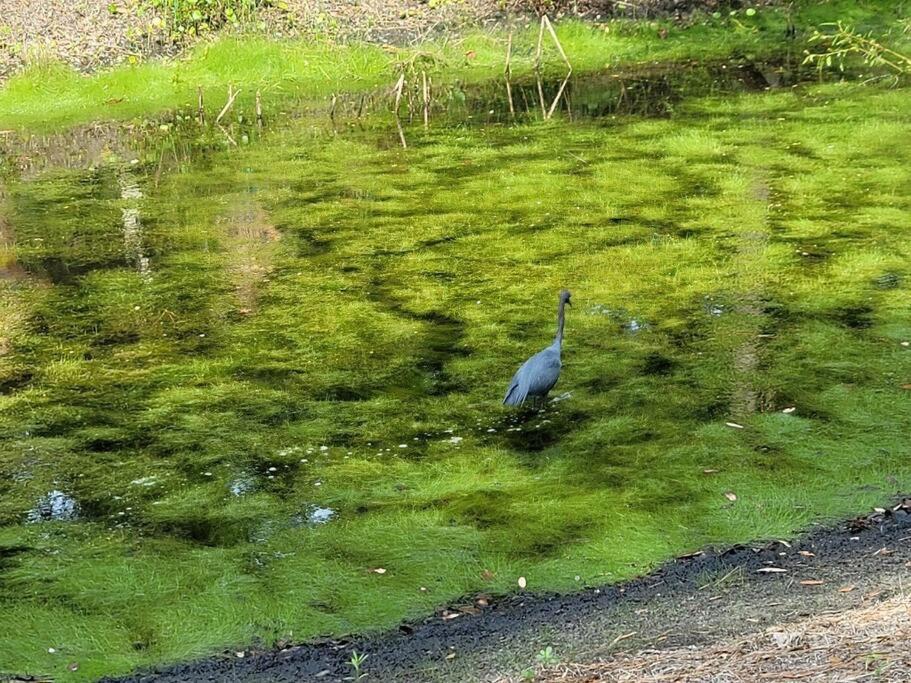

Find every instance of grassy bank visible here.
[0,0,905,132]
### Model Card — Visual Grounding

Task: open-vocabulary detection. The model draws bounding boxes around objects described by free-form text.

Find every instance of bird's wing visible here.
[523,349,562,395]
[503,349,560,405]
[503,367,530,406]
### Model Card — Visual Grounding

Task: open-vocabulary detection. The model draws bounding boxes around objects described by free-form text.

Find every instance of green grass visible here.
[0,0,907,131]
[0,74,909,680]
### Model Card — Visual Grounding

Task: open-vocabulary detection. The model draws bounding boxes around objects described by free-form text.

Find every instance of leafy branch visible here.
[803,21,911,76]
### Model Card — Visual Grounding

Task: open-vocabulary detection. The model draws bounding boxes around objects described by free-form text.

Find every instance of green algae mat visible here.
[1,67,910,679]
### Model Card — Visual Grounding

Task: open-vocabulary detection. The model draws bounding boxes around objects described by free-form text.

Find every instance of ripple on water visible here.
[27,490,79,523]
[290,505,337,527]
[229,474,255,497]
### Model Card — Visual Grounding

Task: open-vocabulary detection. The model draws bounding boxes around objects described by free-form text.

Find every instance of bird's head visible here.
[560,289,572,306]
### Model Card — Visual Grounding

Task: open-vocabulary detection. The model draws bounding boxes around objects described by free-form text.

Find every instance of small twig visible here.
[505,32,515,118]
[255,90,263,128]
[392,72,406,114]
[534,16,545,72]
[542,15,573,72]
[608,631,637,648]
[421,70,429,129]
[215,84,240,125]
[217,124,237,146]
[394,114,407,149]
[536,72,546,118]
[197,86,205,124]
[546,72,571,119]
[329,94,337,121]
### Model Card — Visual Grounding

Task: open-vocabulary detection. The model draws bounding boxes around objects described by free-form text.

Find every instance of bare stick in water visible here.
[255,90,263,128]
[197,86,205,124]
[392,73,406,114]
[215,84,240,125]
[547,72,571,119]
[543,15,573,72]
[395,115,408,149]
[536,72,547,118]
[422,71,430,129]
[505,32,515,118]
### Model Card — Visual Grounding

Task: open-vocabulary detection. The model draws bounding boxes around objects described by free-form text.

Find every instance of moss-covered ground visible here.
[1,23,910,683]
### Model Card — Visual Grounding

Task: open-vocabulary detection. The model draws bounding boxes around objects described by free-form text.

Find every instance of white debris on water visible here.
[290,505,337,528]
[27,490,79,523]
[307,507,336,524]
[229,474,255,496]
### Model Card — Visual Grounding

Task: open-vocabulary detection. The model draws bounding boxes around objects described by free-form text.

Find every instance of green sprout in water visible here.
[349,650,369,679]
[535,646,559,667]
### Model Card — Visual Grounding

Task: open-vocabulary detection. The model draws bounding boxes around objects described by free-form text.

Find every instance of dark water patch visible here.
[365,279,470,397]
[442,58,814,125]
[873,272,902,290]
[318,384,371,401]
[500,404,592,453]
[161,516,253,547]
[0,543,30,572]
[641,352,675,376]
[412,310,472,396]
[0,369,33,395]
[833,304,875,330]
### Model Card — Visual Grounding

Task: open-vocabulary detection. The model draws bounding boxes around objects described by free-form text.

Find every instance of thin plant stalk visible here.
[421,71,430,129]
[505,32,515,118]
[215,84,240,125]
[197,86,205,124]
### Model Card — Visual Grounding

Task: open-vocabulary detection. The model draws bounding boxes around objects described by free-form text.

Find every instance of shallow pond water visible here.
[1,63,910,678]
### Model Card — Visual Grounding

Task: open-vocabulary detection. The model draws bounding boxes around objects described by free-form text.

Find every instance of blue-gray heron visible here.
[503,289,572,406]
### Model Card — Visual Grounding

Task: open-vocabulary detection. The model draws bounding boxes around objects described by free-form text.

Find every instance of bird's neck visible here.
[553,300,566,348]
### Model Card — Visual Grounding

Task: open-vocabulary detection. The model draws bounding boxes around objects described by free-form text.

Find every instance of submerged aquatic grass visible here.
[0,0,907,131]
[0,65,910,682]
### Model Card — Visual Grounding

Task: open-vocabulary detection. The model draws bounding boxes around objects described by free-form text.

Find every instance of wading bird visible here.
[503,289,572,407]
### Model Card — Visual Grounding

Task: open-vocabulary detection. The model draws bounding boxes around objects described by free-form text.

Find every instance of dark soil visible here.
[103,500,911,682]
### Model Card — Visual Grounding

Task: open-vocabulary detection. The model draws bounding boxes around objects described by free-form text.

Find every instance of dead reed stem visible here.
[197,86,205,124]
[505,32,515,118]
[215,84,240,125]
[421,71,430,129]
[392,73,406,114]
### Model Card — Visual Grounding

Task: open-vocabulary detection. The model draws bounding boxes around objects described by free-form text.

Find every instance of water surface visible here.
[1,65,910,678]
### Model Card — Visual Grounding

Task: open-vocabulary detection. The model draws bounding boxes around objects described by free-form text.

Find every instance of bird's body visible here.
[503,289,571,407]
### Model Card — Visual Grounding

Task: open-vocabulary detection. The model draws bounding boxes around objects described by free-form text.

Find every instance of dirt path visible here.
[104,502,911,682]
[539,594,911,682]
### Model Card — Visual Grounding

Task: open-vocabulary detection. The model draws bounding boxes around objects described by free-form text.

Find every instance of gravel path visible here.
[0,0,174,81]
[0,0,499,83]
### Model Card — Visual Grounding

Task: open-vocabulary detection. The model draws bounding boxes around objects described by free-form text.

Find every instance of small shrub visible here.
[141,0,276,37]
